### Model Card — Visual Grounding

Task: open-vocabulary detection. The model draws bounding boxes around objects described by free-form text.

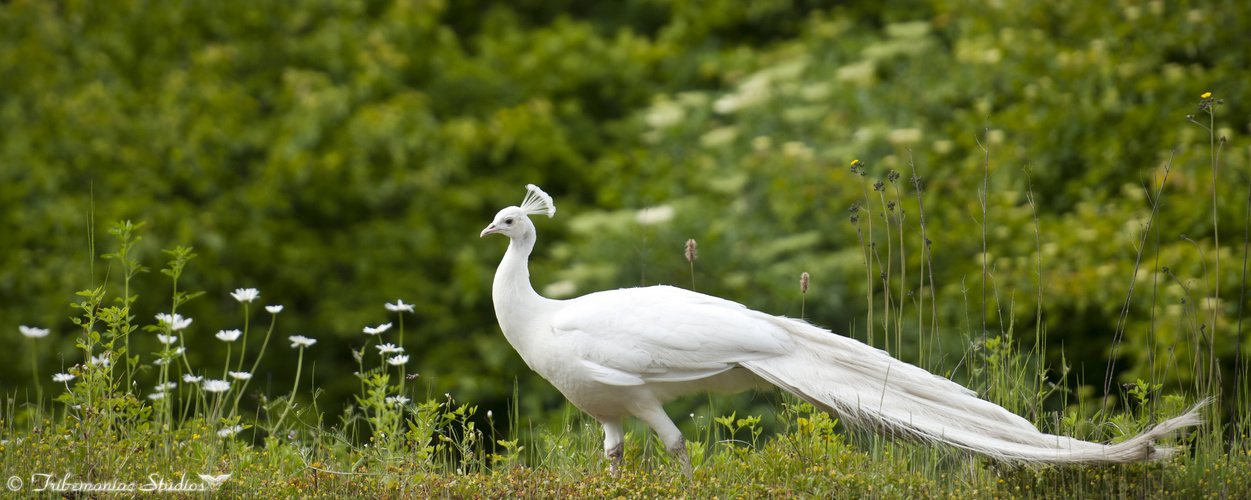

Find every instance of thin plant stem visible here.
[28,338,42,404]
[975,121,990,380]
[853,161,876,347]
[889,173,907,360]
[1102,153,1173,413]
[1208,106,1220,340]
[234,312,277,418]
[278,346,306,427]
[397,315,407,396]
[237,303,251,372]
[223,344,233,382]
[908,151,940,369]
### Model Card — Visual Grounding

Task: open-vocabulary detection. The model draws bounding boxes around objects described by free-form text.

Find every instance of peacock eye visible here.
[504,218,514,225]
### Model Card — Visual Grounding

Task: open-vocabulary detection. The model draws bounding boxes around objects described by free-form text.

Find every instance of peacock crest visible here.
[520,184,556,218]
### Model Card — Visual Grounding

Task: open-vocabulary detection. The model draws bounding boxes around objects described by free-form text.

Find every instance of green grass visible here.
[3,394,1247,499]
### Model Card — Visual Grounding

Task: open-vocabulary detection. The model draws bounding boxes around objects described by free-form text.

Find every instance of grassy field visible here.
[4,97,1250,499]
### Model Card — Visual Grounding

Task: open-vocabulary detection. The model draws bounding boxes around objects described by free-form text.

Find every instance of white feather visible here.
[520,183,555,218]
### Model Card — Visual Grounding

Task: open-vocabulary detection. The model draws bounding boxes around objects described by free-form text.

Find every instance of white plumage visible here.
[480,184,1203,475]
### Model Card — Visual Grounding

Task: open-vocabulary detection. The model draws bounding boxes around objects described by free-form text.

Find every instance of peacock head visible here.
[480,184,556,238]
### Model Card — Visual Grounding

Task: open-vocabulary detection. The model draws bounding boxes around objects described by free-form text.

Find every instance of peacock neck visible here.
[492,230,555,346]
[496,236,541,302]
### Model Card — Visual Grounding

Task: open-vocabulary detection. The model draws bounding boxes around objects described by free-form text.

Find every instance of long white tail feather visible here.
[741,315,1204,464]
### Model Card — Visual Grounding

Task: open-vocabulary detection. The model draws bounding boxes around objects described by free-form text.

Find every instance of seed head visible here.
[685,239,698,263]
[800,272,810,294]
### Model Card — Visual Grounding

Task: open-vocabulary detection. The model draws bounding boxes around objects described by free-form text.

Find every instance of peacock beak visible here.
[480,224,498,237]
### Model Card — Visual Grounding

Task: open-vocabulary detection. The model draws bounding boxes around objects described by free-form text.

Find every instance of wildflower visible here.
[289,335,317,348]
[155,313,193,331]
[1201,92,1211,99]
[90,354,111,367]
[850,159,867,176]
[217,425,242,437]
[203,379,231,393]
[53,373,76,383]
[20,325,50,338]
[157,333,179,345]
[386,395,410,406]
[183,374,204,383]
[216,329,242,342]
[385,300,415,312]
[265,305,284,314]
[685,239,697,263]
[801,272,810,294]
[231,288,260,303]
[376,343,404,354]
[363,323,393,335]
[155,381,177,391]
[228,371,252,381]
[387,355,409,366]
[148,392,167,401]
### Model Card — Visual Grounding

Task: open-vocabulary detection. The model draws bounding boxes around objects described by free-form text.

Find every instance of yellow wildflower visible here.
[1201,92,1212,98]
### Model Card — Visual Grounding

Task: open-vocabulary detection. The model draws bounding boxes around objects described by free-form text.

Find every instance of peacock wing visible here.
[551,285,793,386]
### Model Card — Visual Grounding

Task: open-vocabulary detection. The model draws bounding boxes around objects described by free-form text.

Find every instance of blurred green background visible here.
[2,0,1248,430]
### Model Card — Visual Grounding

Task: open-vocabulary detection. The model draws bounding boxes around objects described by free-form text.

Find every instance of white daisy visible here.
[90,354,111,367]
[216,329,242,342]
[387,355,409,366]
[203,379,231,393]
[288,335,317,348]
[20,325,51,338]
[385,395,410,406]
[228,371,252,381]
[363,322,393,335]
[183,374,204,383]
[376,343,403,354]
[231,288,260,303]
[265,305,284,314]
[385,300,414,312]
[148,392,167,401]
[217,425,242,437]
[52,373,76,383]
[155,381,177,391]
[157,333,178,345]
[155,313,193,331]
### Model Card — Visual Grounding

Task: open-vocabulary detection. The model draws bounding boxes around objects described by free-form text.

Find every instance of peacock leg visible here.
[632,404,692,478]
[602,418,624,475]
